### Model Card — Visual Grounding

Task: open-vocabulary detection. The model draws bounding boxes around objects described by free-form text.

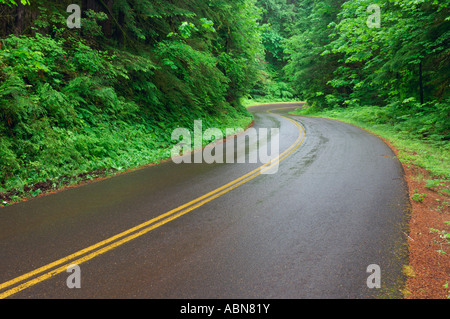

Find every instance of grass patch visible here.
[240,96,300,108]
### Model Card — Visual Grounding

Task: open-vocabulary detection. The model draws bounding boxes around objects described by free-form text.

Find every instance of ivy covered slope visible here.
[0,0,263,201]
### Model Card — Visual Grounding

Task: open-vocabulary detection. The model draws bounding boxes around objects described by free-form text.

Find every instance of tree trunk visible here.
[419,61,424,104]
[14,3,25,35]
[104,0,114,38]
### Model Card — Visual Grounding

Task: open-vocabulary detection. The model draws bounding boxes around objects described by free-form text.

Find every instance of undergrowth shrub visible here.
[0,31,254,198]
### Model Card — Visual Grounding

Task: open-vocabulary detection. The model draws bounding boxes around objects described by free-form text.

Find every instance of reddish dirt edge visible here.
[377,135,449,299]
[313,117,450,299]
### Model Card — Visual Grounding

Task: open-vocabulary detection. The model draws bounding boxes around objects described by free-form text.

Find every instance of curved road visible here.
[0,103,410,299]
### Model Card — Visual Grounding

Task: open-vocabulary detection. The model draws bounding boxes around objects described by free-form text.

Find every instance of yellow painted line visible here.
[0,107,305,299]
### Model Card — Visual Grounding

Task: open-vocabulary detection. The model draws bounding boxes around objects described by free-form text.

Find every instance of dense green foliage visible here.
[249,0,299,101]
[0,0,261,199]
[254,0,448,179]
[283,0,449,146]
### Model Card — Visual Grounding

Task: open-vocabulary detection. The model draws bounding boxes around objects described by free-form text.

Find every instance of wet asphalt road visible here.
[0,103,410,299]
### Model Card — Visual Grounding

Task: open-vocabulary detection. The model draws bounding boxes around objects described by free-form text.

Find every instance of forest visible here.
[0,0,448,200]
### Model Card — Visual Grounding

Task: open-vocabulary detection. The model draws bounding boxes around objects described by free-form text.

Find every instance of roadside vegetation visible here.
[0,0,260,203]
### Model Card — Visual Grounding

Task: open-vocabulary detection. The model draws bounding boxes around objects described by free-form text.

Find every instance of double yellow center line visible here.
[0,108,305,299]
